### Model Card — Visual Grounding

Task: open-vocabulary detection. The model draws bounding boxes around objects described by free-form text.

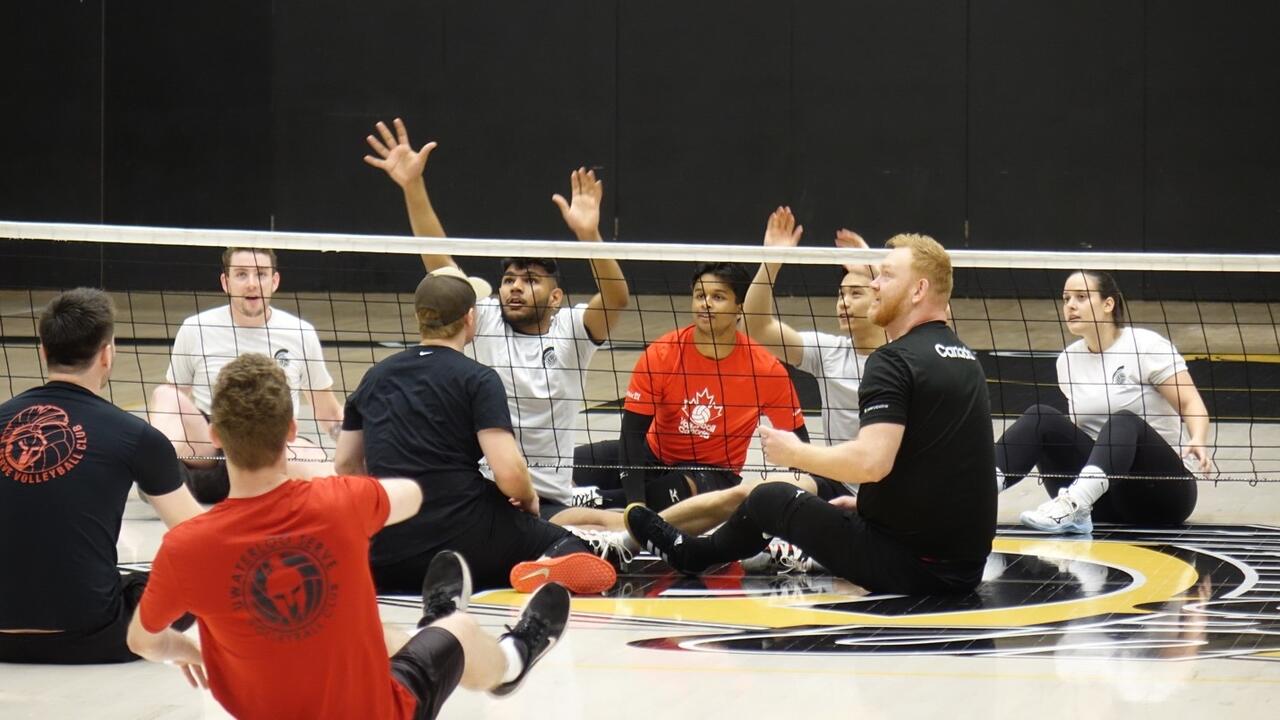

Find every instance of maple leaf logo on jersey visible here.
[679,389,724,440]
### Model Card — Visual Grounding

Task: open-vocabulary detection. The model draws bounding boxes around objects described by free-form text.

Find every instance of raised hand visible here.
[834,228,867,249]
[764,206,803,247]
[363,118,437,189]
[552,167,603,240]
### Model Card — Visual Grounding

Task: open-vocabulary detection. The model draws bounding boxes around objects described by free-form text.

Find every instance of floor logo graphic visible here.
[476,525,1280,663]
[231,535,338,642]
[0,404,87,484]
[679,389,724,439]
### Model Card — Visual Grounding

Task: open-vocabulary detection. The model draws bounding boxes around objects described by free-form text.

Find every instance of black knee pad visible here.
[179,461,230,504]
[744,481,803,518]
[643,470,696,511]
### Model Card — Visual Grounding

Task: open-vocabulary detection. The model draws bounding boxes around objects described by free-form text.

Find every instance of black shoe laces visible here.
[506,612,551,661]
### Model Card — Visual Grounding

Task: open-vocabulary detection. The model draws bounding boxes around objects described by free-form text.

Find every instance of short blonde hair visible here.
[885,233,952,300]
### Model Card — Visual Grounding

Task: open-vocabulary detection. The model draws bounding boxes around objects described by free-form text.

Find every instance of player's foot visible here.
[491,582,571,697]
[509,552,616,594]
[1020,489,1094,534]
[567,527,637,567]
[419,551,472,627]
[569,485,604,508]
[741,538,821,574]
[623,503,700,571]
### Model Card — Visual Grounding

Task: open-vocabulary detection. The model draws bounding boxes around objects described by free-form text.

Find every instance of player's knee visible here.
[744,481,801,520]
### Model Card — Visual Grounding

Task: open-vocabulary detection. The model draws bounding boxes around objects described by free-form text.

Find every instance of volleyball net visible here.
[3,220,1280,484]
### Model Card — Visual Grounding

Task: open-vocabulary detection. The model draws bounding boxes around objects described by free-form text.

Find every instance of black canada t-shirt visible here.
[0,381,181,630]
[343,345,514,564]
[856,321,996,564]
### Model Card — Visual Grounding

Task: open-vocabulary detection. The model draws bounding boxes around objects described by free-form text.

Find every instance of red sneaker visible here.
[510,552,617,594]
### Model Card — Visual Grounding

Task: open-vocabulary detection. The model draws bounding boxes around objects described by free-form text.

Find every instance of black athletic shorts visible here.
[390,626,465,720]
[537,497,570,522]
[811,474,854,501]
[0,572,148,664]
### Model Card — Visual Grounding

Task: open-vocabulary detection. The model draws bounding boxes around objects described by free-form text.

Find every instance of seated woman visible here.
[999,270,1211,533]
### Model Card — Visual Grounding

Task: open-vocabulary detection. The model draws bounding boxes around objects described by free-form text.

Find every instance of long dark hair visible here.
[1078,270,1127,327]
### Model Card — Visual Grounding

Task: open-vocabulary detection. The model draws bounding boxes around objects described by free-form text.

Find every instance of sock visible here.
[498,635,526,683]
[995,468,1006,493]
[1067,465,1109,507]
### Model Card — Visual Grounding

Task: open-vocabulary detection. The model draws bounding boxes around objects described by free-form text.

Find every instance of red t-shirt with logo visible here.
[624,326,804,471]
[138,476,417,720]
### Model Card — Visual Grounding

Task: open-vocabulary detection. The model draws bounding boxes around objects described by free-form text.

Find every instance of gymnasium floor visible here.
[3,289,1280,718]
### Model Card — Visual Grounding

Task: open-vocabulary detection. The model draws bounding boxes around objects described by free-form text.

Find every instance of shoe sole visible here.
[1019,512,1093,534]
[510,552,617,594]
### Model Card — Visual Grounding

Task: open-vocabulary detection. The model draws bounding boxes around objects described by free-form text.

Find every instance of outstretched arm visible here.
[553,168,630,342]
[759,422,903,485]
[127,610,207,689]
[1156,370,1213,473]
[363,117,455,271]
[742,207,805,366]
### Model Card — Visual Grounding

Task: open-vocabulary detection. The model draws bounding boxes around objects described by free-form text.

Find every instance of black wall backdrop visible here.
[2,0,1277,296]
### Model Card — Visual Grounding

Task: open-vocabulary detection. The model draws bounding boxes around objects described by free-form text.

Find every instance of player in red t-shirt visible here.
[581,263,809,514]
[126,354,570,720]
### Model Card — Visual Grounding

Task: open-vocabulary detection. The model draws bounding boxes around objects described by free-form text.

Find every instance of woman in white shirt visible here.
[996,270,1211,533]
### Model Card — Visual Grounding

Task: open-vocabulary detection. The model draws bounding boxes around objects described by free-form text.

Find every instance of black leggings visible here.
[679,483,983,595]
[573,439,740,511]
[0,572,148,664]
[996,405,1197,525]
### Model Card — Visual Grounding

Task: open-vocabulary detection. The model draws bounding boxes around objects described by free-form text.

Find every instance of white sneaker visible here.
[568,527,636,566]
[570,486,604,508]
[1019,489,1094,534]
[741,538,822,574]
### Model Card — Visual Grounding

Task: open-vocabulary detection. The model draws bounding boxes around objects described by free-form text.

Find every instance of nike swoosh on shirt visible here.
[517,567,551,582]
[419,350,433,356]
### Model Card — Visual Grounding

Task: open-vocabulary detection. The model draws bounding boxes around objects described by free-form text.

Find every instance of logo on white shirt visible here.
[679,389,724,440]
[1111,365,1134,385]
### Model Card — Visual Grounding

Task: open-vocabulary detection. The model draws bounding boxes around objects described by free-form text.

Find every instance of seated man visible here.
[625,235,997,595]
[150,247,343,504]
[127,354,569,719]
[365,118,630,529]
[336,267,615,594]
[579,261,810,511]
[0,288,201,664]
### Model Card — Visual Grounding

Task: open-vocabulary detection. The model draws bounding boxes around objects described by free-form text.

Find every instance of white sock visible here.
[995,468,1006,493]
[1068,465,1109,507]
[498,636,525,683]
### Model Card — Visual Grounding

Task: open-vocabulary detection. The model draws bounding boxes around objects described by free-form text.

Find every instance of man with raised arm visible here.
[626,235,997,595]
[150,247,344,503]
[1,288,202,664]
[336,267,615,595]
[127,354,572,719]
[364,118,631,530]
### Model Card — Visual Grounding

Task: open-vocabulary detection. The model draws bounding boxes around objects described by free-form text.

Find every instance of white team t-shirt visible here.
[469,298,599,505]
[165,305,334,416]
[794,331,869,445]
[1056,327,1187,448]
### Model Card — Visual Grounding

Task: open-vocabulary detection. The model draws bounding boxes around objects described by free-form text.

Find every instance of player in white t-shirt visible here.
[365,118,631,529]
[150,248,344,502]
[998,270,1210,533]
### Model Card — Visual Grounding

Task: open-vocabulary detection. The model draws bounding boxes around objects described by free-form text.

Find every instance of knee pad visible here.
[180,461,230,504]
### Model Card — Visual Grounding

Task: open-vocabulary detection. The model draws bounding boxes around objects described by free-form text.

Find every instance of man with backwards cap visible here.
[336,266,617,595]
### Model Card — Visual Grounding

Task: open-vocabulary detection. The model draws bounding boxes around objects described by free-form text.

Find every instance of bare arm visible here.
[379,478,424,526]
[334,429,367,476]
[742,207,806,366]
[758,422,904,485]
[363,118,455,271]
[1156,369,1212,472]
[144,486,204,527]
[477,428,538,515]
[306,389,345,437]
[126,610,207,689]
[553,168,630,342]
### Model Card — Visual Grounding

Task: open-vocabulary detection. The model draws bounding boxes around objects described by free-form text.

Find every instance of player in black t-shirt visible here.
[625,235,996,595]
[0,288,203,664]
[337,267,616,595]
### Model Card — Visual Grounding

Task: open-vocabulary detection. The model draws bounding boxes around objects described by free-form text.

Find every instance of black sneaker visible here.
[491,582,570,697]
[622,503,697,571]
[419,551,472,628]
